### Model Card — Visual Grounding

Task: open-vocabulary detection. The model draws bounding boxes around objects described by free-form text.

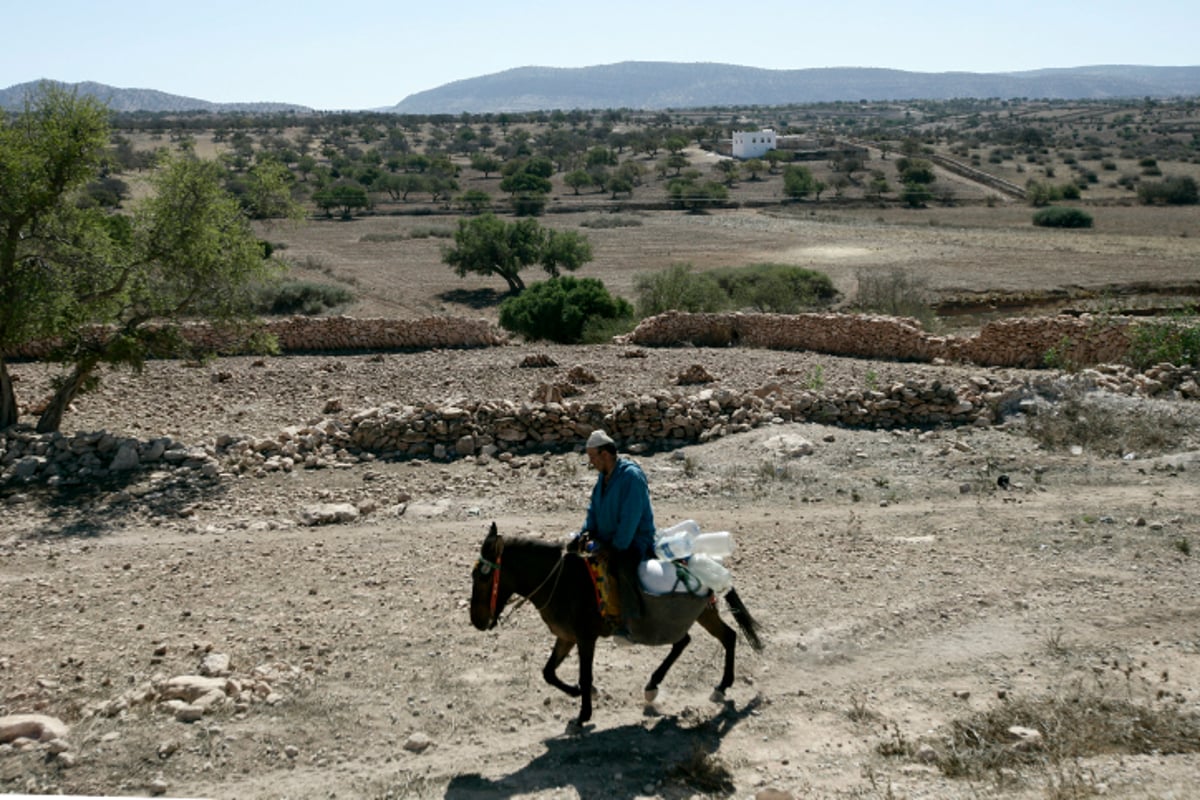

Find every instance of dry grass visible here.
[1022,383,1197,457]
[666,743,736,794]
[931,687,1200,778]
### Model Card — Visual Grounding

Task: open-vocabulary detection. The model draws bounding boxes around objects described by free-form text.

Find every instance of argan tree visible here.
[0,83,286,433]
[442,214,592,294]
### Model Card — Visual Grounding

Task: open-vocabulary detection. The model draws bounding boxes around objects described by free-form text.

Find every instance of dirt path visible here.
[3,413,1199,798]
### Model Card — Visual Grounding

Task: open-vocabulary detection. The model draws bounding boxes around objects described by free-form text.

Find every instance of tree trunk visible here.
[35,358,97,434]
[503,272,526,294]
[0,359,17,430]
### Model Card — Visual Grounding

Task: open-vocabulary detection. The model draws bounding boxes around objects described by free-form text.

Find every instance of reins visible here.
[478,539,569,627]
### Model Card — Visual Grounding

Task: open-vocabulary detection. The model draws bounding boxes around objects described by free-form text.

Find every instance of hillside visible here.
[390,62,1200,114]
[0,80,312,113]
[4,64,1200,114]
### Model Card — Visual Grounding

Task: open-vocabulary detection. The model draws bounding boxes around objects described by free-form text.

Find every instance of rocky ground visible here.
[2,344,1200,799]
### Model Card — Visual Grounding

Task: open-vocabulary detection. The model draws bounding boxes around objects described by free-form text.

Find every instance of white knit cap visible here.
[586,429,615,449]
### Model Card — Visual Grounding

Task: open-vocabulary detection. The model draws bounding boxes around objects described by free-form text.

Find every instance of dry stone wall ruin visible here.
[626,311,1134,368]
[4,312,1194,490]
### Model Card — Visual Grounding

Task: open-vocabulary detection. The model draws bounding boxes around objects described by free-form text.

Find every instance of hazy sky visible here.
[5,0,1197,109]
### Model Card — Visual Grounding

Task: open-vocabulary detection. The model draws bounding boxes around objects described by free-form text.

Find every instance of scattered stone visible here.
[159,675,229,702]
[0,714,69,743]
[174,705,204,723]
[45,738,71,755]
[566,365,597,384]
[755,790,795,800]
[148,776,169,796]
[1007,725,1044,751]
[676,364,717,385]
[519,353,556,368]
[403,731,433,753]
[299,503,360,526]
[915,743,940,763]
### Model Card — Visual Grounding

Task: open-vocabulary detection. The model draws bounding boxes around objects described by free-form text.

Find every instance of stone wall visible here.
[5,363,1198,487]
[8,316,508,359]
[627,312,1134,368]
[9,311,1138,369]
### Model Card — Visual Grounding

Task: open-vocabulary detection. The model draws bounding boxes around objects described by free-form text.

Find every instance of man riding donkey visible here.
[571,429,655,638]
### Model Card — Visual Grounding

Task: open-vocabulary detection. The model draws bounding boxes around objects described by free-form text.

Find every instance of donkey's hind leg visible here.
[697,605,738,702]
[644,633,691,703]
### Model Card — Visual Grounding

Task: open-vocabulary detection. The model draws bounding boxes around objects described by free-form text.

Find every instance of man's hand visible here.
[566,531,594,554]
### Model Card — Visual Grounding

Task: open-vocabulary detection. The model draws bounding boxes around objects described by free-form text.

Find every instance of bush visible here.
[255,281,354,315]
[1127,314,1200,369]
[498,276,633,343]
[1033,206,1093,228]
[1137,176,1199,205]
[579,215,643,229]
[852,268,935,325]
[708,263,838,313]
[634,263,728,317]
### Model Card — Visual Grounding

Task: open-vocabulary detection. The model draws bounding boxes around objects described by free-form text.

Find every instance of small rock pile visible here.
[1077,362,1200,398]
[88,656,300,725]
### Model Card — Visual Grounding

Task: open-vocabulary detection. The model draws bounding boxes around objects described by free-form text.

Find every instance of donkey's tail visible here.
[724,588,764,652]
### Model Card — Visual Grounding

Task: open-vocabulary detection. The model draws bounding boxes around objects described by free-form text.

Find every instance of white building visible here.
[731,129,777,159]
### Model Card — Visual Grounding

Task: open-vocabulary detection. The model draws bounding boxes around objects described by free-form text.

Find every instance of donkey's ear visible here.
[487,521,498,539]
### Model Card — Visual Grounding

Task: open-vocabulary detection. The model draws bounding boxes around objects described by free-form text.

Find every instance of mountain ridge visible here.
[3,63,1199,115]
[0,80,312,113]
[389,62,1200,113]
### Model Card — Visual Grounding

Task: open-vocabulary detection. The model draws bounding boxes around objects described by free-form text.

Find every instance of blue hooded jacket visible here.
[583,457,656,559]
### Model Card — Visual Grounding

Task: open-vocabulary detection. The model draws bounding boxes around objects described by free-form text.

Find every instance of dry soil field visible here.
[3,201,1200,800]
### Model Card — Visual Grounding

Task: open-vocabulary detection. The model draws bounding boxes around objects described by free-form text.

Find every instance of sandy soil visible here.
[2,344,1199,800]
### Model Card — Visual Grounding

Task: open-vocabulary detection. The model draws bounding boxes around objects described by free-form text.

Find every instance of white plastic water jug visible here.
[686,553,733,594]
[653,519,701,561]
[691,531,734,558]
[638,559,681,595]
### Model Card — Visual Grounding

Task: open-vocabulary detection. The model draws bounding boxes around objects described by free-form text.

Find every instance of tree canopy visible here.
[0,83,286,432]
[441,214,593,294]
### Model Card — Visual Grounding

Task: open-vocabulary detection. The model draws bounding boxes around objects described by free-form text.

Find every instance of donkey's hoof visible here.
[709,688,727,704]
[644,687,658,703]
[566,719,592,736]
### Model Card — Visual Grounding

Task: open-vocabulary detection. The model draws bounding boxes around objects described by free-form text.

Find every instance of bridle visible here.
[477,552,503,625]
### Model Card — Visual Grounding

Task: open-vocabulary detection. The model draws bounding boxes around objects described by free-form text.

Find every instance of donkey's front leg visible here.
[542,637,580,697]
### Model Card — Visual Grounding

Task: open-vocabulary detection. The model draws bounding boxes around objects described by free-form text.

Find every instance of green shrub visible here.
[1032,206,1093,228]
[255,281,354,315]
[708,263,838,313]
[1127,314,1200,369]
[634,263,728,317]
[408,225,454,238]
[1137,176,1199,205]
[580,315,638,344]
[498,276,633,343]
